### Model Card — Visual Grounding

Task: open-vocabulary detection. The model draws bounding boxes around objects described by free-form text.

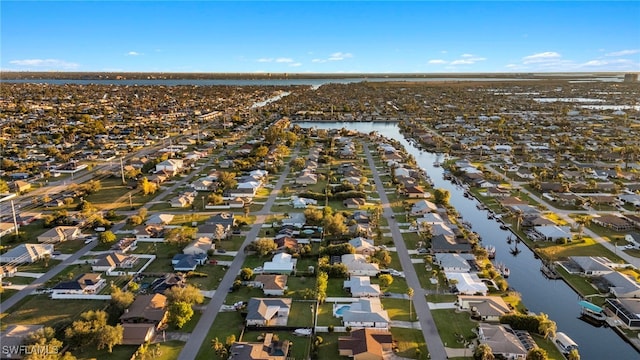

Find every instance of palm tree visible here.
[407,287,414,321]
[567,349,580,360]
[474,343,495,360]
[538,313,557,340]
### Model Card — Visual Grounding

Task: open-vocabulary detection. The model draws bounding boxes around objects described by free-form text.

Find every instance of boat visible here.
[578,300,607,323]
[433,161,441,167]
[487,212,494,219]
[554,332,578,355]
[499,224,509,230]
[540,263,561,280]
[497,263,510,278]
[294,328,312,336]
[485,245,496,259]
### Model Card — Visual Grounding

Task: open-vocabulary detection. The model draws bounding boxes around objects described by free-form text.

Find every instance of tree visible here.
[164,284,204,305]
[218,171,238,190]
[99,230,117,244]
[240,267,253,281]
[211,337,227,357]
[42,253,51,267]
[373,250,392,267]
[407,287,414,321]
[225,334,237,348]
[526,347,548,360]
[23,326,66,360]
[169,301,194,329]
[537,313,556,340]
[323,212,348,237]
[164,226,196,247]
[316,271,328,304]
[304,208,324,224]
[214,224,226,243]
[378,274,393,288]
[208,193,224,205]
[473,343,495,360]
[139,177,158,195]
[434,188,451,205]
[64,310,109,350]
[111,286,135,312]
[96,325,123,353]
[252,238,277,257]
[567,349,580,360]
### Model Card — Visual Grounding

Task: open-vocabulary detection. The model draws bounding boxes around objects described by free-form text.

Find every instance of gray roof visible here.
[246,298,292,322]
[342,298,389,323]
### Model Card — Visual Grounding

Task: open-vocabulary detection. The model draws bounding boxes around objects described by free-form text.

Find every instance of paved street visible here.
[363,143,448,360]
[176,148,299,360]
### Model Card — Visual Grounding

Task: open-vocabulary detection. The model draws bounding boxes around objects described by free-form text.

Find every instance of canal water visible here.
[297,121,638,360]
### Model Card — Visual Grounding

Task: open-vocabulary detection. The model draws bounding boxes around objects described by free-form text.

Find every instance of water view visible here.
[296,121,639,360]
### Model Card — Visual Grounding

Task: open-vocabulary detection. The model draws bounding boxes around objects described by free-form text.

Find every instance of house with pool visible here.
[335,298,390,329]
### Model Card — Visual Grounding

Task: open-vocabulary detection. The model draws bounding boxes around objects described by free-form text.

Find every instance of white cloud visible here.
[522,52,562,64]
[428,59,447,64]
[451,59,473,65]
[312,59,326,63]
[605,49,640,57]
[461,53,474,58]
[450,55,486,65]
[127,51,141,56]
[275,57,294,63]
[257,58,273,63]
[328,52,353,61]
[440,50,448,54]
[582,60,608,66]
[289,62,302,67]
[9,58,79,69]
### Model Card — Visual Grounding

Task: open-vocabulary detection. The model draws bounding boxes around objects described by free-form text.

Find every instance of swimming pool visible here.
[334,304,351,317]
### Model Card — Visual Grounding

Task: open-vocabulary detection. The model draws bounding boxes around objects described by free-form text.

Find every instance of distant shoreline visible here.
[0,71,629,81]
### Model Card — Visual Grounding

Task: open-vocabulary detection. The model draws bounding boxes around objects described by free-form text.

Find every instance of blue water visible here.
[334,305,351,317]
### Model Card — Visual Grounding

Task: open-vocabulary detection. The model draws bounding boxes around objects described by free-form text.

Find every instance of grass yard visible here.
[389,327,428,359]
[531,333,566,360]
[75,344,138,360]
[430,309,477,348]
[195,311,244,360]
[285,276,317,299]
[55,239,88,253]
[186,263,229,290]
[326,278,350,297]
[225,285,265,305]
[534,237,623,263]
[315,332,351,360]
[0,295,109,331]
[555,266,601,298]
[241,331,311,360]
[316,302,343,327]
[288,301,315,327]
[381,298,415,322]
[0,289,19,302]
[19,259,62,273]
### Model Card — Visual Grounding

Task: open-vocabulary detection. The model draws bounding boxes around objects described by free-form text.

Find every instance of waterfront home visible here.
[568,256,614,276]
[477,324,528,359]
[531,225,572,242]
[229,333,290,360]
[343,276,381,297]
[434,253,474,273]
[338,328,393,360]
[605,298,640,328]
[444,272,488,295]
[411,200,438,215]
[341,298,390,329]
[602,271,640,298]
[592,214,633,231]
[245,298,292,326]
[430,234,472,254]
[456,295,512,321]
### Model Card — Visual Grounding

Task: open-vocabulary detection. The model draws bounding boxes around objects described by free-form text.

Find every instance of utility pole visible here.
[129,193,133,210]
[120,157,126,185]
[11,200,19,236]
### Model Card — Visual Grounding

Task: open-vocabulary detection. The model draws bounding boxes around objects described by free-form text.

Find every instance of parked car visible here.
[2,281,12,286]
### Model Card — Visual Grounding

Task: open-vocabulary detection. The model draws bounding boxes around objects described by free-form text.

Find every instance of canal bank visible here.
[297,121,639,360]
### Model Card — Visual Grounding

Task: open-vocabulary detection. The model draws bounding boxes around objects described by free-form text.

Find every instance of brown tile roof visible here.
[338,328,393,358]
[120,294,167,323]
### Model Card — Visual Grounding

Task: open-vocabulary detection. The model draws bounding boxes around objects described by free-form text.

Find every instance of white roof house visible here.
[341,298,389,329]
[183,237,215,256]
[263,253,297,275]
[411,200,438,215]
[342,254,380,277]
[444,272,488,295]
[0,243,54,264]
[434,253,474,273]
[343,276,381,297]
[603,271,640,298]
[532,225,572,241]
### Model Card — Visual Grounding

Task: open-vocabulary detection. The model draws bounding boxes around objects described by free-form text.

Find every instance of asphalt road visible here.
[363,142,448,360]
[176,148,299,360]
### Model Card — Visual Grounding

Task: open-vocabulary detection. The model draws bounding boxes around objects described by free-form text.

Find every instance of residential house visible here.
[205,213,236,235]
[531,225,572,242]
[569,256,614,276]
[605,298,640,328]
[434,253,474,273]
[52,273,106,295]
[246,298,292,326]
[171,253,207,272]
[348,237,377,257]
[281,213,306,228]
[602,271,640,298]
[263,253,297,275]
[343,197,366,209]
[150,273,186,294]
[0,325,44,359]
[625,233,640,248]
[274,237,299,254]
[134,225,165,241]
[254,275,288,296]
[229,333,290,360]
[170,191,196,208]
[0,222,18,237]
[183,237,215,255]
[430,234,472,254]
[155,159,183,176]
[444,272,488,295]
[338,328,393,360]
[341,298,390,329]
[91,252,138,272]
[404,185,428,199]
[352,210,370,224]
[0,243,54,264]
[37,226,81,243]
[13,180,31,193]
[342,254,380,277]
[295,171,318,185]
[411,200,438,215]
[146,213,174,225]
[592,215,633,231]
[456,295,512,321]
[343,276,381,297]
[477,324,527,359]
[625,214,640,229]
[120,294,168,345]
[291,196,317,209]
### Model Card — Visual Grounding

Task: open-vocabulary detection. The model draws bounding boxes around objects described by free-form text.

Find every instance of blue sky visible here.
[2,1,639,73]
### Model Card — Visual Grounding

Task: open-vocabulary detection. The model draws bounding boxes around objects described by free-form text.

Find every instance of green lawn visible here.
[286,276,317,299]
[0,289,19,302]
[77,340,185,360]
[389,327,428,359]
[187,263,229,290]
[534,237,623,263]
[316,302,343,326]
[381,298,415,322]
[225,285,265,305]
[18,258,62,273]
[430,309,478,348]
[0,295,109,331]
[326,278,349,297]
[316,332,351,360]
[195,311,244,360]
[531,333,566,360]
[288,301,315,327]
[241,331,311,360]
[55,239,88,253]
